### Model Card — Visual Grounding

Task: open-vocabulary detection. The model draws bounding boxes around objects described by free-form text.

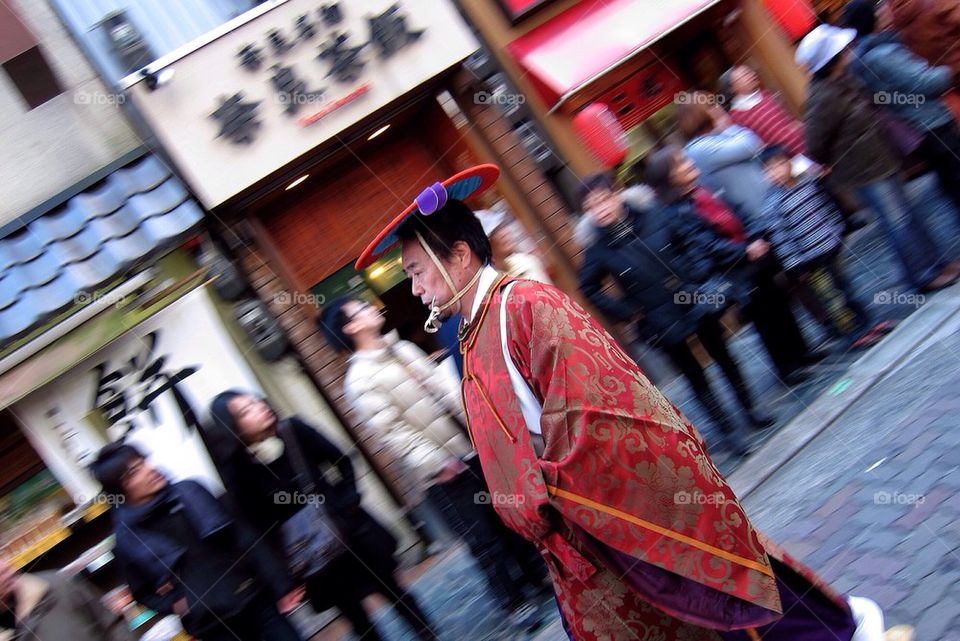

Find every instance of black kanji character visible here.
[210,93,261,144]
[317,32,366,83]
[91,331,201,438]
[270,64,325,115]
[319,2,343,26]
[237,43,264,71]
[295,14,317,40]
[267,28,294,55]
[92,364,136,437]
[367,3,424,59]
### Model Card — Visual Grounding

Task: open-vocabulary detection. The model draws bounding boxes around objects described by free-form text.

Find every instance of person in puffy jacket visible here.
[318,298,548,625]
[844,0,960,213]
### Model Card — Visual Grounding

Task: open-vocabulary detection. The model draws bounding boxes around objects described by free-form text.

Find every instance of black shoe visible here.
[843,216,869,235]
[781,370,810,386]
[801,349,830,365]
[747,410,776,430]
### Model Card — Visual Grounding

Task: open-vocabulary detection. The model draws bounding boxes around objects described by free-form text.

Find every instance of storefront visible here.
[0,151,406,596]
[456,0,816,178]
[119,0,586,513]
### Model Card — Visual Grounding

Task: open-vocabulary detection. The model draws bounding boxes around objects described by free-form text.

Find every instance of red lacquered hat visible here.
[355,164,500,270]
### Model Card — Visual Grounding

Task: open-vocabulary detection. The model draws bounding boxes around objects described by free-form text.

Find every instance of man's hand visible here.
[746,239,770,261]
[434,458,468,484]
[277,586,306,614]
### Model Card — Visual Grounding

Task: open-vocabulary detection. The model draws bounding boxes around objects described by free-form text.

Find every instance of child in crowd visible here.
[759,145,891,348]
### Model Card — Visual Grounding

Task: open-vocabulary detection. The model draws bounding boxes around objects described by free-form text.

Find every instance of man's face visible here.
[343,300,384,337]
[227,395,278,444]
[583,188,625,228]
[763,156,792,186]
[121,457,168,504]
[731,66,760,96]
[402,240,459,319]
[832,49,852,76]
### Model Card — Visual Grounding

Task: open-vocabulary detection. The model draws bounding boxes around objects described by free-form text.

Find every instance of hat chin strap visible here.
[415,232,485,334]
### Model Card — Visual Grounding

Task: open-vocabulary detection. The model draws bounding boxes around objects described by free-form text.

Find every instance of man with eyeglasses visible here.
[91,442,304,641]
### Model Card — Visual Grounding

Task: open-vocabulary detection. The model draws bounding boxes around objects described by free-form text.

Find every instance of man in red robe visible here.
[355,166,910,641]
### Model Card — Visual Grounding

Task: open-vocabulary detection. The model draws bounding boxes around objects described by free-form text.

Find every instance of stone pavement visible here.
[735,286,960,641]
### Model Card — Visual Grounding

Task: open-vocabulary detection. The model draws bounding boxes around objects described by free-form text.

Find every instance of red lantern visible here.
[573,103,629,169]
[764,0,816,41]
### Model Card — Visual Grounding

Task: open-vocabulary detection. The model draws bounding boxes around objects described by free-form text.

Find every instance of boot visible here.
[747,409,776,430]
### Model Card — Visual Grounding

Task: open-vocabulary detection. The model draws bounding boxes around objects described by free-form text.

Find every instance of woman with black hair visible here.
[206,391,439,641]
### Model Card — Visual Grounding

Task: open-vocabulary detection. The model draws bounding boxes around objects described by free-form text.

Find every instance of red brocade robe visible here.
[460,275,852,641]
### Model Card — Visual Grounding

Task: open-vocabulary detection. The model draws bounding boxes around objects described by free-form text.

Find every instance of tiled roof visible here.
[0,155,203,347]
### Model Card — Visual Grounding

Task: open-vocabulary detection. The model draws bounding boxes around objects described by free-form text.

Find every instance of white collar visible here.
[731,90,763,112]
[467,265,500,323]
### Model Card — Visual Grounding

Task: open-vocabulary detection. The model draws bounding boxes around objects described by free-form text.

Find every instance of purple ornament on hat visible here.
[415,182,448,215]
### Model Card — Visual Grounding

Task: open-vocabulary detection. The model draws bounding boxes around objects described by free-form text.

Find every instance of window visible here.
[3,46,63,109]
[50,0,259,85]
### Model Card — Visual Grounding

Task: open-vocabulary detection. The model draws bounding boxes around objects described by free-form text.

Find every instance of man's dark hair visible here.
[395,199,493,265]
[759,144,791,165]
[90,442,146,496]
[813,52,845,81]
[577,172,615,208]
[318,297,356,352]
[842,0,876,36]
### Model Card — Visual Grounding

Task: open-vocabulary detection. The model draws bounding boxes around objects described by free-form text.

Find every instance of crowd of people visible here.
[7,2,952,640]
[574,0,960,456]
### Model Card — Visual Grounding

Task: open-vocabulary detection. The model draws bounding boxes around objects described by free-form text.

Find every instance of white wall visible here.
[0,0,141,228]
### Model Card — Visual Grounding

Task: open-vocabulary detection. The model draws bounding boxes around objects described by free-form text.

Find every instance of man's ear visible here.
[452,240,472,264]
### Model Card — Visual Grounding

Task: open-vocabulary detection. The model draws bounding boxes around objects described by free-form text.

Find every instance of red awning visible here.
[507,0,721,109]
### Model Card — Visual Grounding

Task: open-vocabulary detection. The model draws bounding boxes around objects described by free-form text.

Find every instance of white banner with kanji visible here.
[14,286,263,502]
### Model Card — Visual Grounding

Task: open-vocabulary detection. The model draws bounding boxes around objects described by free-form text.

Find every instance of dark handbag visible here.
[877,109,925,157]
[277,421,346,580]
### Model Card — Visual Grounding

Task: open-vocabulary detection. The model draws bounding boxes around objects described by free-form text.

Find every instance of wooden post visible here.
[737,0,810,117]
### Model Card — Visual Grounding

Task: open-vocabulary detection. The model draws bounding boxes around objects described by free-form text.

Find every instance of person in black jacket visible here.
[650,147,826,384]
[577,173,772,457]
[90,442,304,641]
[207,390,440,641]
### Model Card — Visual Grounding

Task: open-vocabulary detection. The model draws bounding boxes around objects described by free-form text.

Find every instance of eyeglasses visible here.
[347,302,374,320]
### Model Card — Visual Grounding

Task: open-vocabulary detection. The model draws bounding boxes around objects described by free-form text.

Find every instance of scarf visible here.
[692,187,747,243]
